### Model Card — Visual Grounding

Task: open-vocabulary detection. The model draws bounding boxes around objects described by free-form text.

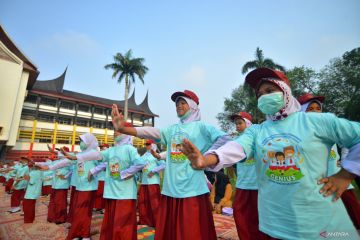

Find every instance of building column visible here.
[55,99,61,122]
[35,95,41,119]
[74,103,78,125]
[90,106,94,127]
[28,120,37,158]
[105,108,109,129]
[71,125,77,152]
[52,122,58,159]
[152,116,155,127]
[130,112,134,125]
[104,128,108,144]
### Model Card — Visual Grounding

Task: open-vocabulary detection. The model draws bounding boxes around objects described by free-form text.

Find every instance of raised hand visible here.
[111,104,125,131]
[181,139,206,169]
[150,149,162,160]
[61,148,77,160]
[318,168,355,201]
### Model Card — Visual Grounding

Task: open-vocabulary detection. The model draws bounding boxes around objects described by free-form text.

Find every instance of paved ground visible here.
[0,187,238,240]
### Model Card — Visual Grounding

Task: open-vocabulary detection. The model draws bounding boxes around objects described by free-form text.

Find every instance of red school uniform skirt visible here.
[23,199,36,223]
[94,180,105,210]
[154,193,217,240]
[100,198,137,240]
[138,184,161,227]
[66,190,96,240]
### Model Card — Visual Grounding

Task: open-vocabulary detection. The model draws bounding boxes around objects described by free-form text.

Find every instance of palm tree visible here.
[242,47,285,74]
[105,49,148,121]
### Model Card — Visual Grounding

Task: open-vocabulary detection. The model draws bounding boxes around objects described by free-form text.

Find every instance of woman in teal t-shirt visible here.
[23,161,43,223]
[138,139,165,227]
[63,125,146,240]
[229,111,265,240]
[111,90,229,240]
[298,92,360,231]
[181,68,360,240]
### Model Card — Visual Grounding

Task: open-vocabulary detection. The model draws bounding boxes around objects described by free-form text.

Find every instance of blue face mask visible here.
[80,142,87,151]
[114,135,123,143]
[257,92,285,115]
[179,109,191,120]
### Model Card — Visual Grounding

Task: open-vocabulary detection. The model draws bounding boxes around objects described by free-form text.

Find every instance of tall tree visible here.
[286,66,318,98]
[242,47,286,74]
[318,47,360,121]
[105,49,148,120]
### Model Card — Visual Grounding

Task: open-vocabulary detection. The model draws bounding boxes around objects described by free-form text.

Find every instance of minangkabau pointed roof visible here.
[31,68,158,118]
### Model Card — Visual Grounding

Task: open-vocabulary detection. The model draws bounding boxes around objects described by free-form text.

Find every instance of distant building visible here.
[0,25,158,161]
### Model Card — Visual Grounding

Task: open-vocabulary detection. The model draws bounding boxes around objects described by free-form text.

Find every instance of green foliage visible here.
[318,48,360,121]
[104,49,148,88]
[286,66,318,98]
[242,47,286,74]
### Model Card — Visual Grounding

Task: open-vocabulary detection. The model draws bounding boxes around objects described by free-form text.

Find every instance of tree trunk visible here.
[124,74,129,121]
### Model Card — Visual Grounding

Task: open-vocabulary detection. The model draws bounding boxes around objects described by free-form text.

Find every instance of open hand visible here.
[181,139,206,169]
[318,168,355,201]
[150,149,161,160]
[111,104,125,131]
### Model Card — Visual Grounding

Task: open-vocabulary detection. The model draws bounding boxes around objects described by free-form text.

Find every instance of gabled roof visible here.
[0,25,39,87]
[31,68,158,117]
[33,67,66,92]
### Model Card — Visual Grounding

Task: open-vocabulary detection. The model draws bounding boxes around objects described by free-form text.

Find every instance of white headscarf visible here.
[300,100,323,112]
[243,118,252,128]
[175,96,201,124]
[260,78,301,121]
[79,133,99,152]
[114,134,133,146]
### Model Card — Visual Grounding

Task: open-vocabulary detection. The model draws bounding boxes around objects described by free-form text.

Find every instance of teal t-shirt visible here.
[235,133,258,190]
[42,169,53,186]
[140,152,165,185]
[14,165,29,190]
[24,169,43,199]
[75,150,99,191]
[70,162,77,187]
[235,112,360,240]
[51,159,71,190]
[160,121,226,198]
[101,144,145,200]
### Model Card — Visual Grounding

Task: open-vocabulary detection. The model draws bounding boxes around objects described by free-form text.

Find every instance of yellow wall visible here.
[0,41,29,146]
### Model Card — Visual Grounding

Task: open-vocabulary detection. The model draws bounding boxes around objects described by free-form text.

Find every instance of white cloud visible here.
[44,31,100,57]
[183,65,206,86]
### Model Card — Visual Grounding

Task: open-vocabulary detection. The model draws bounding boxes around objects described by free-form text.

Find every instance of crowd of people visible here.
[0,67,359,240]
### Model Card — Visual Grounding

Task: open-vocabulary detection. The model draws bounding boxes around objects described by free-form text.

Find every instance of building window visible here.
[40,97,57,107]
[93,121,103,129]
[78,104,90,112]
[25,94,37,104]
[21,109,36,120]
[60,101,74,110]
[94,107,103,115]
[38,114,55,123]
[77,118,89,127]
[58,116,72,125]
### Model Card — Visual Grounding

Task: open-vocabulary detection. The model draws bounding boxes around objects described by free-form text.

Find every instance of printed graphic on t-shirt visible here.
[261,134,304,184]
[243,158,255,166]
[170,130,190,163]
[77,162,85,176]
[143,161,151,173]
[109,161,120,178]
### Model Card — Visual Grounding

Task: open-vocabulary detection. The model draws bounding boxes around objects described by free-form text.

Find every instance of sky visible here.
[1,0,359,128]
